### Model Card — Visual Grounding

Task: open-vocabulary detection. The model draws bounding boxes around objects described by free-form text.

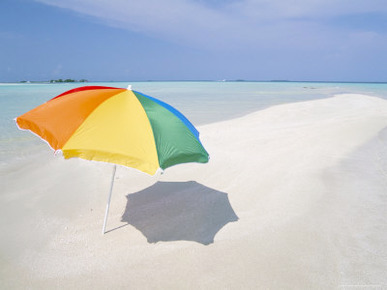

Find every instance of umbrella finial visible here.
[127,85,132,90]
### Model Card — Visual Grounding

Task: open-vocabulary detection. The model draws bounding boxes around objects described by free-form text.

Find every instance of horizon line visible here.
[2,79,387,84]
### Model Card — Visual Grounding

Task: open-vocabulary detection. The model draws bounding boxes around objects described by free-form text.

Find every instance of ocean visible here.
[1,81,387,167]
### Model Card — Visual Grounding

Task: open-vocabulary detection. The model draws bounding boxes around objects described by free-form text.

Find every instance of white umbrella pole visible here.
[102,164,117,234]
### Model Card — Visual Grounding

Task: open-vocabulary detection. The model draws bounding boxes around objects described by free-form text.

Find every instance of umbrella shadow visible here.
[121,181,238,245]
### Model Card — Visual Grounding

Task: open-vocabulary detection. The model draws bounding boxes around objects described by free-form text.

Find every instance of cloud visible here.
[35,0,236,48]
[233,0,387,19]
[35,0,387,62]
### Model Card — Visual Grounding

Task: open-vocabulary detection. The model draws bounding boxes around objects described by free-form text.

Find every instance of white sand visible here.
[1,94,387,289]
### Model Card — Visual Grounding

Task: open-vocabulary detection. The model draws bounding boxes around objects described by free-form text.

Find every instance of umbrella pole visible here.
[102,164,117,234]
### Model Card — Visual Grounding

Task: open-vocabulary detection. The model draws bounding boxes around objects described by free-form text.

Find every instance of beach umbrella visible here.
[16,85,209,234]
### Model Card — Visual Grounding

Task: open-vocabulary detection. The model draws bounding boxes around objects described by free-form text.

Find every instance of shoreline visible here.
[2,93,387,171]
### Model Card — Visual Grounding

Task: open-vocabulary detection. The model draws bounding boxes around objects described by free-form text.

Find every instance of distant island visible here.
[49,79,88,83]
[19,79,88,83]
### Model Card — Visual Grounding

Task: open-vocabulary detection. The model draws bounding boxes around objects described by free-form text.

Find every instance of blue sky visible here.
[1,0,387,82]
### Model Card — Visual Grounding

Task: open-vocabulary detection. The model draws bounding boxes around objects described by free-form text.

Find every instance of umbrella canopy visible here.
[16,85,209,175]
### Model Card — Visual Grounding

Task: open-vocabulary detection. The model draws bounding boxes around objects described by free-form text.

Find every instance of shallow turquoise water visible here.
[1,81,387,165]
